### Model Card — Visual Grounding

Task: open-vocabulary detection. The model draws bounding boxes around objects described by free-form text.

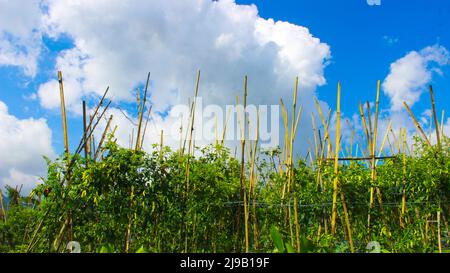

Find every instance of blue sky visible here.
[0,0,450,192]
[237,0,450,114]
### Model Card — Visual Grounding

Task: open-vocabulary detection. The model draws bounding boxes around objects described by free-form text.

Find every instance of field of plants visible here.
[0,72,449,253]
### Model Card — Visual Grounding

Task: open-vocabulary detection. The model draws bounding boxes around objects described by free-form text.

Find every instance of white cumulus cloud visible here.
[0,100,56,194]
[0,0,44,76]
[382,45,450,111]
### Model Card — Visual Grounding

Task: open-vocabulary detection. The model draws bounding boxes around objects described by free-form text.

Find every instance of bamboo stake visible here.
[184,70,201,253]
[287,77,299,248]
[57,71,72,243]
[311,113,319,163]
[239,76,249,253]
[340,189,354,253]
[359,102,372,155]
[401,128,407,228]
[403,102,431,146]
[250,111,260,250]
[160,130,164,160]
[221,108,232,146]
[331,82,341,236]
[287,77,299,193]
[82,101,89,163]
[375,121,392,166]
[140,105,152,149]
[58,71,70,162]
[135,72,151,151]
[314,98,333,155]
[437,210,442,253]
[0,189,5,223]
[429,86,441,147]
[93,115,113,161]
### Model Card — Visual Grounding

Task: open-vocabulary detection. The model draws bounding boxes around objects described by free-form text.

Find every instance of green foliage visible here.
[1,136,449,253]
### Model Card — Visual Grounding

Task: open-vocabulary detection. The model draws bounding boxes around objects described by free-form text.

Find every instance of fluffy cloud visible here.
[0,0,43,76]
[37,0,330,110]
[31,0,331,154]
[382,45,450,111]
[0,100,56,194]
[37,47,88,114]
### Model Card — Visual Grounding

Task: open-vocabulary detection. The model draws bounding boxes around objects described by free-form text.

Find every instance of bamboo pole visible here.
[0,189,5,223]
[437,210,442,253]
[403,102,431,146]
[184,70,201,253]
[239,76,248,253]
[287,77,299,194]
[57,71,72,243]
[160,130,164,160]
[58,71,70,162]
[93,115,113,161]
[286,77,300,249]
[340,189,354,253]
[135,72,151,151]
[429,86,441,147]
[367,85,378,236]
[314,98,333,155]
[331,82,341,235]
[82,101,89,162]
[401,128,407,228]
[140,105,152,149]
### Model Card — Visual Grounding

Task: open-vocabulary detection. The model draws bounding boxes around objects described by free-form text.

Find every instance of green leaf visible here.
[99,244,114,253]
[136,246,147,253]
[270,225,285,253]
[285,242,294,253]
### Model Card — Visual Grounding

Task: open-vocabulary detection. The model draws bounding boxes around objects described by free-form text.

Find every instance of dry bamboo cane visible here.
[314,98,333,155]
[437,210,442,253]
[239,76,249,253]
[314,103,333,235]
[0,189,6,223]
[311,113,319,165]
[140,105,152,149]
[331,82,341,235]
[135,73,151,151]
[286,78,299,248]
[279,99,289,177]
[58,71,70,163]
[429,86,440,147]
[246,111,259,251]
[312,115,325,236]
[221,108,232,146]
[359,102,372,153]
[374,121,392,166]
[287,77,299,194]
[440,110,445,138]
[160,130,164,160]
[401,128,407,228]
[339,187,354,252]
[57,71,72,243]
[403,102,432,146]
[83,101,89,163]
[93,115,113,161]
[184,70,201,253]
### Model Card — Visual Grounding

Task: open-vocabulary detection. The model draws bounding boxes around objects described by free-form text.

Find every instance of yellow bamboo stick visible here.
[403,102,431,146]
[331,82,341,236]
[429,86,440,147]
